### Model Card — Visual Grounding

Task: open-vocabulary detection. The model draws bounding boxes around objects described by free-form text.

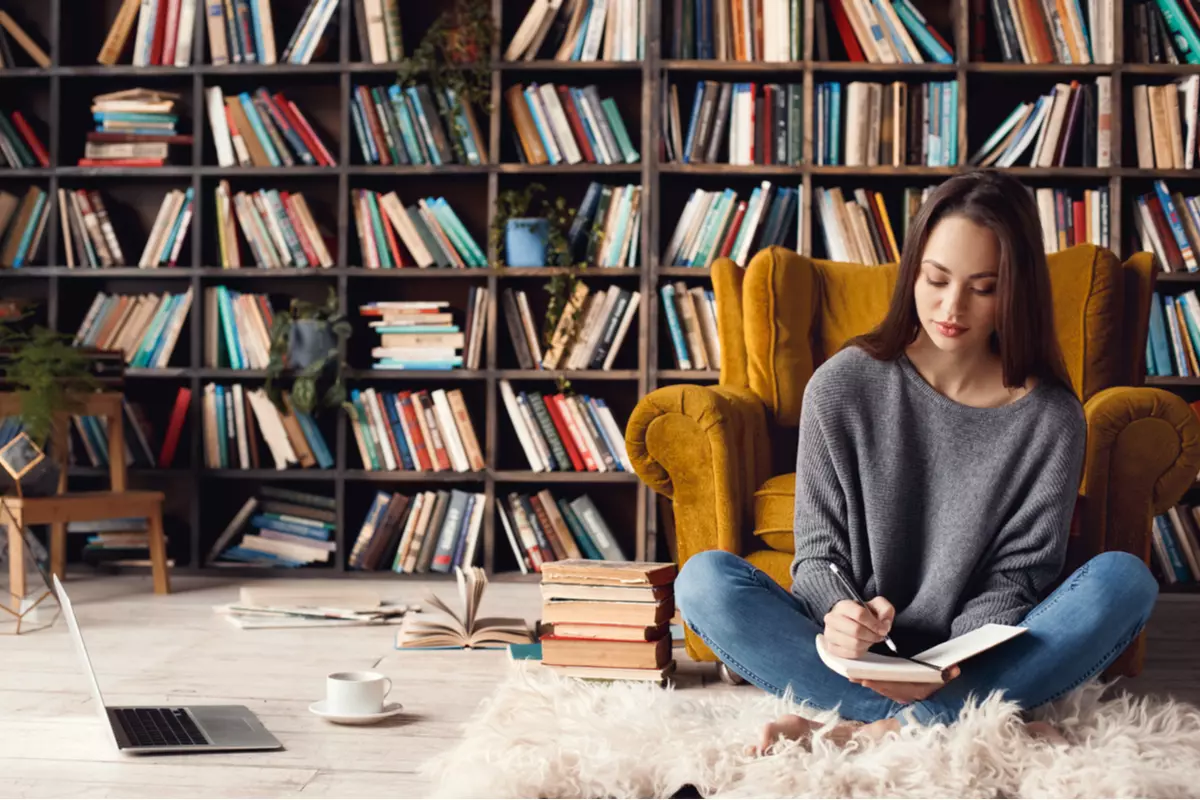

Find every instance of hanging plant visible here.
[265,287,351,415]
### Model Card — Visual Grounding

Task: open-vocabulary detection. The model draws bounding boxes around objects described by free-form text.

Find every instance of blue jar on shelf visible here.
[505,218,549,267]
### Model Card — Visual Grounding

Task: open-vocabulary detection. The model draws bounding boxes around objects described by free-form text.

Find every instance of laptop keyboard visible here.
[113,707,211,748]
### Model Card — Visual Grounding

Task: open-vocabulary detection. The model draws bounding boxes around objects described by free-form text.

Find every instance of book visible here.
[539,559,678,587]
[395,566,533,650]
[541,634,672,670]
[815,623,1027,684]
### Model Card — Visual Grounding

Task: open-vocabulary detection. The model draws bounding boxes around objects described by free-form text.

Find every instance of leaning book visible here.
[396,566,533,650]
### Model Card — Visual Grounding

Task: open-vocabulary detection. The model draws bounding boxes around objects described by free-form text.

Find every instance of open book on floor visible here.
[396,566,533,650]
[816,624,1027,684]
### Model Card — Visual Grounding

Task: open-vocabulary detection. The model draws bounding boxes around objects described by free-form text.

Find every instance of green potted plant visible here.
[265,288,351,415]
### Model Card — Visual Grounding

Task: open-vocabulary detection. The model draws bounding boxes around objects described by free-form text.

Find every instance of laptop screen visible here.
[53,575,119,747]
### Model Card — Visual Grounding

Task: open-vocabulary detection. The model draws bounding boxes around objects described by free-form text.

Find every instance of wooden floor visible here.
[2,574,1197,799]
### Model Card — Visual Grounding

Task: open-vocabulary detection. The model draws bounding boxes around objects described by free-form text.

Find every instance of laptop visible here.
[53,574,283,754]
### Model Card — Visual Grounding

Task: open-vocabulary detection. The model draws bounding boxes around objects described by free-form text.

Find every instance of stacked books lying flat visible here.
[969,78,1110,169]
[816,80,959,167]
[1034,187,1109,253]
[351,190,485,269]
[1135,181,1200,275]
[360,298,485,370]
[539,560,677,683]
[665,81,803,165]
[97,0,197,66]
[203,384,332,470]
[216,586,418,629]
[348,387,484,473]
[353,0,403,63]
[203,287,274,369]
[670,0,803,60]
[209,487,337,567]
[662,282,719,371]
[1148,290,1200,378]
[506,0,644,62]
[822,0,953,63]
[500,491,628,574]
[0,109,47,168]
[504,283,640,371]
[201,0,339,65]
[985,0,1111,64]
[207,86,336,168]
[74,289,193,367]
[85,90,184,167]
[77,517,173,568]
[351,489,485,574]
[0,186,49,268]
[501,381,632,474]
[215,181,334,268]
[815,186,913,265]
[1152,501,1200,585]
[506,83,640,166]
[1132,77,1200,170]
[59,189,194,269]
[1131,1,1199,65]
[352,83,486,166]
[663,183,801,267]
[0,10,50,68]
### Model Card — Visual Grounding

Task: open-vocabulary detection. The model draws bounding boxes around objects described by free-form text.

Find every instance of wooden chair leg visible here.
[1104,630,1145,679]
[49,523,66,580]
[147,509,170,595]
[4,507,25,609]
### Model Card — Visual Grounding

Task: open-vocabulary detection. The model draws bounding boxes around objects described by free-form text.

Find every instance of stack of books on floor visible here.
[539,560,677,684]
[351,190,485,269]
[665,81,803,165]
[207,86,336,168]
[203,286,274,369]
[970,79,1109,169]
[84,90,184,167]
[814,80,958,167]
[1131,77,1200,169]
[500,380,632,474]
[502,284,639,371]
[506,0,644,61]
[349,489,486,573]
[74,289,193,367]
[215,181,334,268]
[985,0,1110,63]
[1134,181,1200,275]
[499,491,627,573]
[663,183,801,267]
[347,387,484,473]
[352,83,486,166]
[0,186,49,268]
[359,298,485,369]
[0,10,50,67]
[202,385,333,470]
[661,282,719,371]
[216,586,416,629]
[1034,187,1109,253]
[0,109,47,168]
[822,0,954,63]
[209,487,337,567]
[506,83,639,166]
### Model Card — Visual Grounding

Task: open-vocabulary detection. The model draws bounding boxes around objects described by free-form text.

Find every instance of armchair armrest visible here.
[625,384,772,561]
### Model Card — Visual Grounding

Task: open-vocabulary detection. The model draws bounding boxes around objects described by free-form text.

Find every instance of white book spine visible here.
[432,390,470,472]
[174,0,197,65]
[499,380,546,471]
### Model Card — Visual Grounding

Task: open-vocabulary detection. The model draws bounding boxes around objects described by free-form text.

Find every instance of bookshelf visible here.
[0,0,1196,589]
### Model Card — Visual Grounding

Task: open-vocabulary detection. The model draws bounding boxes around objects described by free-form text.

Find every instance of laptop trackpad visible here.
[192,707,267,746]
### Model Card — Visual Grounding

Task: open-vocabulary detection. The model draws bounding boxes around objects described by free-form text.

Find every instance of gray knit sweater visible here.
[790,346,1086,655]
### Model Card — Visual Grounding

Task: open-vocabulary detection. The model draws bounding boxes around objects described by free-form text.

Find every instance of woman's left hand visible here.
[851,665,962,704]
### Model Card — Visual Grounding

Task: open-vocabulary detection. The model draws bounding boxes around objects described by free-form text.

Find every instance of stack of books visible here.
[665,81,803,165]
[971,79,1110,169]
[202,0,339,65]
[0,10,50,67]
[1152,503,1200,585]
[351,190,486,268]
[203,286,274,370]
[815,80,959,167]
[214,181,334,268]
[84,90,184,167]
[1134,181,1199,275]
[0,186,49,268]
[0,109,48,168]
[663,183,801,267]
[202,384,333,470]
[500,380,632,474]
[500,491,626,575]
[563,182,643,267]
[347,387,485,473]
[74,289,193,367]
[504,283,640,372]
[1033,187,1109,253]
[668,0,803,60]
[539,560,677,684]
[208,487,338,567]
[506,83,639,166]
[985,0,1111,64]
[207,87,336,168]
[353,1,404,63]
[97,0,198,66]
[359,299,481,370]
[823,0,954,63]
[349,489,486,573]
[661,282,719,371]
[1132,77,1200,170]
[351,83,486,166]
[505,0,644,62]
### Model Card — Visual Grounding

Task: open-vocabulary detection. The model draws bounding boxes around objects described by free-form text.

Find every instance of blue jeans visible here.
[676,550,1158,726]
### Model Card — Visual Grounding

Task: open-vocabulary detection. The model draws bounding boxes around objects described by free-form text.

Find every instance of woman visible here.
[673,171,1159,752]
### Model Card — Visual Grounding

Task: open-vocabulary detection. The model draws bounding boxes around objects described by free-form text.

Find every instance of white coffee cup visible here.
[325,671,392,716]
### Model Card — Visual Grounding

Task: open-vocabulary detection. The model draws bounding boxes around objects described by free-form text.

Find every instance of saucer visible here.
[309,700,405,725]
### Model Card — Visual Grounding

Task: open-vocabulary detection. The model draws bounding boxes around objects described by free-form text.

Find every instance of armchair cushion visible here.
[1046,245,1125,403]
[753,473,797,552]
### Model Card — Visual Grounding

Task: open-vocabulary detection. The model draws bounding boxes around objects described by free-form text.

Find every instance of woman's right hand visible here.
[823,598,894,659]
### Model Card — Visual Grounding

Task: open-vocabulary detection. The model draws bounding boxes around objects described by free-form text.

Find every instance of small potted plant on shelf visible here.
[398,0,495,120]
[265,288,351,416]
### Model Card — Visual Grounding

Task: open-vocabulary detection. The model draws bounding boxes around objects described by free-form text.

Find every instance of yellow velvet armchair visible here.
[626,244,1200,677]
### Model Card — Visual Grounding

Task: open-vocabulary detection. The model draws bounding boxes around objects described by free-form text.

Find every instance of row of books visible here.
[506,0,644,62]
[60,188,194,269]
[350,489,485,573]
[663,183,801,267]
[985,0,1112,64]
[1034,187,1110,253]
[1152,502,1200,584]
[825,0,954,64]
[666,81,802,166]
[0,186,49,268]
[661,282,719,371]
[359,298,485,371]
[203,383,333,470]
[0,10,49,68]
[0,109,48,168]
[1148,290,1200,378]
[215,181,334,268]
[815,81,958,168]
[669,0,803,61]
[1132,78,1200,170]
[204,286,273,370]
[74,289,193,367]
[98,0,197,66]
[84,89,183,168]
[500,379,631,474]
[970,79,1110,169]
[1135,181,1200,274]
[506,83,639,166]
[209,487,337,566]
[207,86,335,168]
[502,284,639,372]
[564,183,643,268]
[347,388,484,473]
[352,83,486,167]
[501,492,627,574]
[211,0,338,65]
[1131,0,1198,65]
[353,0,404,64]
[350,190,486,269]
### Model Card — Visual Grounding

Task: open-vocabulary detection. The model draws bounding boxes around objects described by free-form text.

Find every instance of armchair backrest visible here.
[713,245,1156,428]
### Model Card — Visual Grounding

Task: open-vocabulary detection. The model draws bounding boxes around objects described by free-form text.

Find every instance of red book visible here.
[827,0,865,61]
[762,85,774,165]
[542,394,585,471]
[377,193,406,267]
[162,0,181,65]
[552,394,598,472]
[10,112,48,167]
[158,387,192,467]
[149,0,170,65]
[718,201,747,258]
[269,92,320,166]
[399,393,433,471]
[86,132,195,144]
[557,85,596,163]
[76,158,165,167]
[1072,200,1085,247]
[282,97,336,166]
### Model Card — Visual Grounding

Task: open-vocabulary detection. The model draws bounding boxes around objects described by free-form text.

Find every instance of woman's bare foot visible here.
[752,714,867,755]
[1025,720,1068,746]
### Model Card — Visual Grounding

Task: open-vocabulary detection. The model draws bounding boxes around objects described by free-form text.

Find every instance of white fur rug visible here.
[424,663,1200,798]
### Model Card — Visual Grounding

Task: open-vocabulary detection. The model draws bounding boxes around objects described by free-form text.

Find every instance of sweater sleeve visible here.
[949,409,1087,638]
[789,389,857,622]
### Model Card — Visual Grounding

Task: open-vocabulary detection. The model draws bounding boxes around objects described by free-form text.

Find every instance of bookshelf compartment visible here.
[61,471,195,569]
[121,378,194,470]
[0,276,50,323]
[656,276,718,373]
[0,178,51,267]
[0,2,53,67]
[62,0,141,67]
[200,174,338,268]
[1,80,53,168]
[1122,79,1194,173]
[56,180,196,268]
[58,76,196,167]
[346,276,484,370]
[201,75,341,169]
[60,276,194,368]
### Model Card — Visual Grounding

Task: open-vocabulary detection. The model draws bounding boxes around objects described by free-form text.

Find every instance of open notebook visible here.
[816,624,1027,683]
[396,566,533,650]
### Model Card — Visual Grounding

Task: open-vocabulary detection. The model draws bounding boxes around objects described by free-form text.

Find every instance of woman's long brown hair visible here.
[848,170,1073,392]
